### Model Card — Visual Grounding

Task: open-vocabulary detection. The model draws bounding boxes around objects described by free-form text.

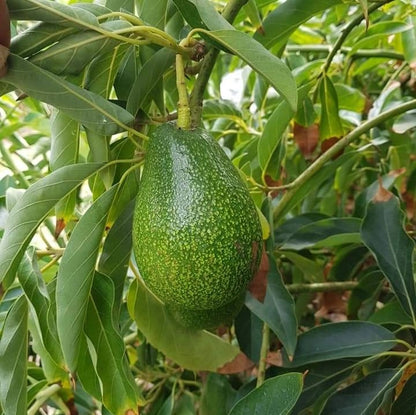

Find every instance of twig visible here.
[27,384,62,415]
[256,323,270,388]
[189,0,249,127]
[273,99,416,221]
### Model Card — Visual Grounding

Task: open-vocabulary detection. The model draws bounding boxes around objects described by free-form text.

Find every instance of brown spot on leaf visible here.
[266,350,283,367]
[217,352,255,374]
[248,249,268,302]
[320,136,344,160]
[293,123,319,159]
[55,218,66,239]
[373,179,393,203]
[0,44,9,78]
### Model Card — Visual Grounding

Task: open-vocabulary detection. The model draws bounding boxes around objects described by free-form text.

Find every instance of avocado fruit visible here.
[133,122,262,329]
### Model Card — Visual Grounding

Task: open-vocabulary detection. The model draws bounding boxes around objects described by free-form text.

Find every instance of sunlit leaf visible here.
[127,279,239,372]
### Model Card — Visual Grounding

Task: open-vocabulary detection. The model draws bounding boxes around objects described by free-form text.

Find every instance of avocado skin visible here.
[133,122,262,318]
[167,293,245,330]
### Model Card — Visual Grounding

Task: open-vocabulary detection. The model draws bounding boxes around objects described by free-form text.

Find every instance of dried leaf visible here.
[248,250,269,302]
[293,123,319,159]
[217,352,255,374]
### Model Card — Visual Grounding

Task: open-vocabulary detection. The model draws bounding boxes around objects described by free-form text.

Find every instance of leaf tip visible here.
[373,179,393,203]
[55,218,66,239]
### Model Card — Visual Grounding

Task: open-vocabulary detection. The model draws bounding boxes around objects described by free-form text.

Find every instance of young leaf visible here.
[56,186,117,372]
[319,75,344,140]
[322,369,402,415]
[0,162,103,288]
[401,16,416,66]
[3,54,134,135]
[288,321,396,367]
[229,373,303,415]
[245,255,298,357]
[84,273,141,413]
[127,279,239,372]
[201,29,297,111]
[0,295,28,415]
[361,191,416,323]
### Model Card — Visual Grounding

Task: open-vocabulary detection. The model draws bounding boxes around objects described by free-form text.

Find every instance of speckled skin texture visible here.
[133,122,262,313]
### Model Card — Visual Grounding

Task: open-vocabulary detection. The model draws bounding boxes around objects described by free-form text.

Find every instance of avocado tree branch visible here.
[286,281,359,294]
[322,0,393,73]
[256,323,270,388]
[273,99,416,222]
[189,0,249,128]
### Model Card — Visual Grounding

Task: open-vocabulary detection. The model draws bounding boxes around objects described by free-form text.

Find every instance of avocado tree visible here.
[0,0,416,413]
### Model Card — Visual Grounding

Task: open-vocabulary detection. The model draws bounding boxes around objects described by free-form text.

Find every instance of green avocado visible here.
[133,122,262,328]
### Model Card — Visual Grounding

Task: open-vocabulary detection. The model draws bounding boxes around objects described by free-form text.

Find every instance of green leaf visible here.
[0,296,28,415]
[202,99,242,119]
[253,0,344,50]
[288,321,396,367]
[98,201,135,316]
[126,47,175,115]
[56,186,117,371]
[369,300,413,326]
[50,110,80,224]
[140,0,168,29]
[0,162,103,288]
[322,369,402,415]
[319,75,344,140]
[401,16,416,66]
[235,306,263,363]
[361,192,416,323]
[245,255,298,357]
[8,0,99,27]
[172,0,233,31]
[10,23,76,58]
[335,84,366,112]
[30,20,131,75]
[127,279,239,372]
[257,97,294,174]
[229,373,303,415]
[200,374,236,415]
[17,248,68,385]
[201,29,297,111]
[85,273,141,413]
[279,218,362,251]
[3,54,134,136]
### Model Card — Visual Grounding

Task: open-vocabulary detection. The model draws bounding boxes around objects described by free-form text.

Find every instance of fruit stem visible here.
[256,323,270,388]
[176,51,191,130]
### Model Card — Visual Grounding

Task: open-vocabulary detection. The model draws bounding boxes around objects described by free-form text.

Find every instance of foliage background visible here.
[0,0,416,414]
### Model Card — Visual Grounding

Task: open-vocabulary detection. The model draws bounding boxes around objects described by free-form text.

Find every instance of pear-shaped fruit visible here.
[133,122,262,328]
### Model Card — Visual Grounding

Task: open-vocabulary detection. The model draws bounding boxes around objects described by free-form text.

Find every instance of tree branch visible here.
[189,0,249,127]
[273,99,416,221]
